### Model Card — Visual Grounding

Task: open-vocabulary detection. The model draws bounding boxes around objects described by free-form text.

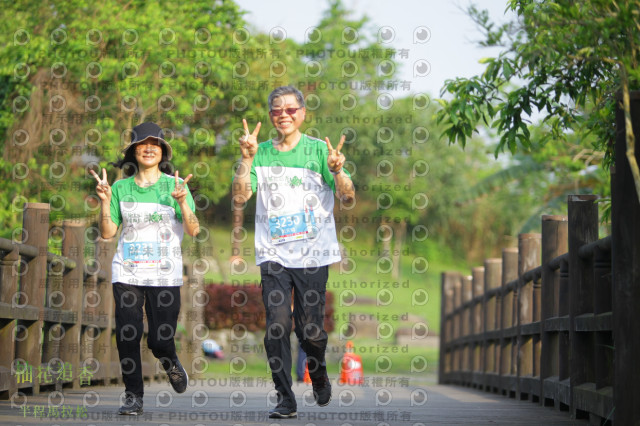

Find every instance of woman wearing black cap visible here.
[90,122,199,415]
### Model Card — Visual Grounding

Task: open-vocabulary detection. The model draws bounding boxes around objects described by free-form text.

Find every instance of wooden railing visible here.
[439,196,615,423]
[439,91,640,426]
[0,203,204,398]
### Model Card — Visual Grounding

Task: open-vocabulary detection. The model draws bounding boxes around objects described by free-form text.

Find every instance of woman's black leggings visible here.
[112,282,181,397]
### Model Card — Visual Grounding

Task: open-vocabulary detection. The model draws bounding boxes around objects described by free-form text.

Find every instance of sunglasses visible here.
[269,107,302,116]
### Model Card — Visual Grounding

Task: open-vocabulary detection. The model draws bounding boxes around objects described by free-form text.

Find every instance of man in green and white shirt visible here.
[250,133,345,267]
[233,86,355,419]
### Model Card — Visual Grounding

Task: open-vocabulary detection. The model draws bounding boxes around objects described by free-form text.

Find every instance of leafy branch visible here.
[436,0,639,201]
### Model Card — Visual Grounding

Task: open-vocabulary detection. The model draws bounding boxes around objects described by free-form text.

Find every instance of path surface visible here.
[0,377,586,425]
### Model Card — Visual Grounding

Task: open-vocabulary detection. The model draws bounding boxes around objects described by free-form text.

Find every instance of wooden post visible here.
[557,256,570,409]
[59,221,84,389]
[517,233,541,401]
[95,236,115,385]
[540,215,568,406]
[461,274,472,334]
[16,203,50,394]
[486,258,502,332]
[483,258,501,392]
[461,274,472,377]
[439,272,457,384]
[518,233,542,325]
[567,194,598,418]
[452,273,463,376]
[81,262,98,387]
[500,247,518,396]
[0,246,19,398]
[471,266,484,388]
[593,246,612,392]
[472,267,485,316]
[612,90,640,425]
[41,226,65,386]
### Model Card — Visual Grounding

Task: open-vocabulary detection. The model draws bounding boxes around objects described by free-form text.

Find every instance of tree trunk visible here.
[380,218,392,259]
[391,219,407,280]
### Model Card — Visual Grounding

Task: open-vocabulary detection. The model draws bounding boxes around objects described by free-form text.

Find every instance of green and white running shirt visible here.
[250,134,349,268]
[109,174,195,286]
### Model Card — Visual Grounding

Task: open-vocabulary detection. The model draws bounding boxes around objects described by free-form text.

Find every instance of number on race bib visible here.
[269,208,316,244]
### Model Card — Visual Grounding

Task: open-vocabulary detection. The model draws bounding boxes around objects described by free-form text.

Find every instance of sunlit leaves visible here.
[436,0,639,170]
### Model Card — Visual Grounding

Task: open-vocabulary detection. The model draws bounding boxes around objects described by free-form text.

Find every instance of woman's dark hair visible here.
[110,143,173,178]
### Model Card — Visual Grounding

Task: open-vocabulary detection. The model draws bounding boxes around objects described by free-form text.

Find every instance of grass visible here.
[200,341,439,386]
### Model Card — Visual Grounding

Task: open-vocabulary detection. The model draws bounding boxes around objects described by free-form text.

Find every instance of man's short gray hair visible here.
[268,85,305,109]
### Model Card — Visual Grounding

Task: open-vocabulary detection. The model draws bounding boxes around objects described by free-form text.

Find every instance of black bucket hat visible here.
[122,122,173,160]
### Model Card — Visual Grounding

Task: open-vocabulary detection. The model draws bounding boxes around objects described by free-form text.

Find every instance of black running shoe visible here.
[269,403,298,419]
[118,393,143,415]
[167,359,188,393]
[311,373,332,406]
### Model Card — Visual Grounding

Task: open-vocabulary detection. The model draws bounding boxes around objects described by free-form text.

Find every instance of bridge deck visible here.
[0,378,586,425]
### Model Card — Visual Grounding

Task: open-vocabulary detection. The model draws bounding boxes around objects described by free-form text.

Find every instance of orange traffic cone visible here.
[303,361,312,384]
[339,341,364,385]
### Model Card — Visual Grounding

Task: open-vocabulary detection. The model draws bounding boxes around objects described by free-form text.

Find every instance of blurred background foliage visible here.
[0,0,609,265]
[0,0,616,377]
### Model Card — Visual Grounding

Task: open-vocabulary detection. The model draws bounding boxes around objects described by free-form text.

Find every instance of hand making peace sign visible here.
[239,119,262,159]
[325,135,346,174]
[90,168,112,202]
[171,171,192,204]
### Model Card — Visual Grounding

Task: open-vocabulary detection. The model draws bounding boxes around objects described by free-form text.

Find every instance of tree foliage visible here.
[0,0,574,265]
[436,0,640,174]
[0,0,248,236]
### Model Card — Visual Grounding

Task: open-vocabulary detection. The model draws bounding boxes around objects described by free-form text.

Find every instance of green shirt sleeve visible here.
[250,161,257,193]
[175,186,196,223]
[109,180,122,227]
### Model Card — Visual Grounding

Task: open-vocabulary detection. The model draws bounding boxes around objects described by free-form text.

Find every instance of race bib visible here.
[123,242,161,263]
[269,206,316,245]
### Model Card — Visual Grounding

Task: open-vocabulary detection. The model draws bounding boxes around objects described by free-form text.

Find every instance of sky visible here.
[233,0,515,98]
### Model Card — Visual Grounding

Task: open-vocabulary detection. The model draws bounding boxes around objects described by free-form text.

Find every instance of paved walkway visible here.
[1,377,586,425]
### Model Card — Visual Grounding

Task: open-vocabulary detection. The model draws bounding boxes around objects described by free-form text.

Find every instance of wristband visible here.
[330,168,342,176]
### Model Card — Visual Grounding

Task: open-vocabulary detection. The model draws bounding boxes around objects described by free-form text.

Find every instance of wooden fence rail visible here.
[439,196,613,423]
[0,203,204,399]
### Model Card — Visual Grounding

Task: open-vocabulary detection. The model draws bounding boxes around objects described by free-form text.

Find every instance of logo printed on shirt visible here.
[149,212,163,223]
[287,176,303,189]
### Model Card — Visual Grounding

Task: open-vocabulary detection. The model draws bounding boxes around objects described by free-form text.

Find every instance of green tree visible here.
[0,0,245,237]
[455,123,610,233]
[436,0,640,198]
[283,0,536,267]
